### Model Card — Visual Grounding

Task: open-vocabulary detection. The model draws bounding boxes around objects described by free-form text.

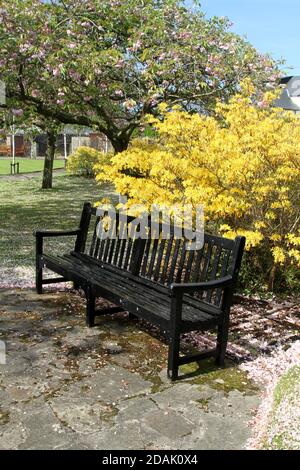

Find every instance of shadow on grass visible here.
[0,175,115,270]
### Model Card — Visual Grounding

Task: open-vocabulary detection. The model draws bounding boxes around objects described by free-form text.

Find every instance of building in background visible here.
[275,76,300,113]
[0,126,113,158]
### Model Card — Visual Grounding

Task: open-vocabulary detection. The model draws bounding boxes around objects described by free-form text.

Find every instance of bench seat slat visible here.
[42,253,222,332]
[65,254,221,322]
[71,252,221,313]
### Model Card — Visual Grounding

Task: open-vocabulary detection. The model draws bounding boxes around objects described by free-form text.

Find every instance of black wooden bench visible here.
[34,202,245,380]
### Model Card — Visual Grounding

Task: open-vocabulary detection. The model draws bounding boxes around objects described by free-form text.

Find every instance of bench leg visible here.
[168,294,182,381]
[36,239,43,294]
[167,332,180,381]
[86,288,96,327]
[216,315,229,367]
[36,268,43,294]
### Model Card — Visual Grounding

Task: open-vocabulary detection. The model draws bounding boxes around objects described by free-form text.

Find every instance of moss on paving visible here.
[197,398,211,412]
[103,318,168,393]
[180,359,258,395]
[264,365,300,450]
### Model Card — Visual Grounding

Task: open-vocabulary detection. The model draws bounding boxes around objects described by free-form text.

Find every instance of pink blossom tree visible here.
[0,0,280,157]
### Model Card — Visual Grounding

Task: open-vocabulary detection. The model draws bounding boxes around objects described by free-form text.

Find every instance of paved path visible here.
[0,288,260,450]
[0,168,65,181]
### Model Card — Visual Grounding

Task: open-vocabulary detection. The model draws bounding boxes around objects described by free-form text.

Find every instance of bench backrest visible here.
[79,203,245,305]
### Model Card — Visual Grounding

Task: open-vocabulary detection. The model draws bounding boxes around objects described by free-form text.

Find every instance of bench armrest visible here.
[34,229,81,238]
[169,275,233,295]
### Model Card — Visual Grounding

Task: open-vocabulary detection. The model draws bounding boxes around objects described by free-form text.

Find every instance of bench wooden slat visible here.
[123,238,133,269]
[167,239,181,285]
[89,216,100,257]
[70,254,222,319]
[71,252,223,314]
[175,242,187,283]
[43,252,221,331]
[141,237,152,277]
[184,249,195,283]
[191,245,205,283]
[160,237,173,284]
[206,245,222,303]
[153,238,166,282]
[147,238,159,279]
[215,249,231,305]
[201,241,212,282]
[117,238,127,269]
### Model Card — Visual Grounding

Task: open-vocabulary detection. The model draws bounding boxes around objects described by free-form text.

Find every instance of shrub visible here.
[95,81,300,292]
[67,146,110,178]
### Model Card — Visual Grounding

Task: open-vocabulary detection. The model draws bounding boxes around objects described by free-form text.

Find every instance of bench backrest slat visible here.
[167,239,181,285]
[160,237,174,284]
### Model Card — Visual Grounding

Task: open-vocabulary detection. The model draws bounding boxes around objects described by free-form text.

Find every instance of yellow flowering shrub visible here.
[67,146,111,178]
[95,81,300,291]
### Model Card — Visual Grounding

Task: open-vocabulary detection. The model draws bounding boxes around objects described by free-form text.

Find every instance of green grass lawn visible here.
[0,158,65,175]
[0,174,114,285]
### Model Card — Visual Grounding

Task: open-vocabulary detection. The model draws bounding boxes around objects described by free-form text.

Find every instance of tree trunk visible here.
[111,135,130,153]
[42,130,56,189]
[268,264,277,291]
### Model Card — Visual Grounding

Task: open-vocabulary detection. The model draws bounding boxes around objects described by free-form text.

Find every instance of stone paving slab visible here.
[0,288,260,450]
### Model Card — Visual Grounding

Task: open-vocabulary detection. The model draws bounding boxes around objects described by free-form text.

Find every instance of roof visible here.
[274,76,300,111]
[280,76,293,85]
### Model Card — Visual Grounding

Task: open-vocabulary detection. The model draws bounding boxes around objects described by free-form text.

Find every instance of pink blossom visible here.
[258,100,268,109]
[178,31,192,40]
[32,51,46,60]
[69,70,81,81]
[56,99,65,105]
[220,44,230,51]
[124,99,136,110]
[132,40,142,52]
[19,43,31,53]
[12,108,23,117]
[115,59,125,68]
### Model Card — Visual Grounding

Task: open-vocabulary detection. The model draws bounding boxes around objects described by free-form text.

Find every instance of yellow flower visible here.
[272,247,286,265]
[270,234,281,242]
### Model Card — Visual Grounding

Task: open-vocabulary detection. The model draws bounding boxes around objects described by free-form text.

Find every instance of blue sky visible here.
[189,1,300,74]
